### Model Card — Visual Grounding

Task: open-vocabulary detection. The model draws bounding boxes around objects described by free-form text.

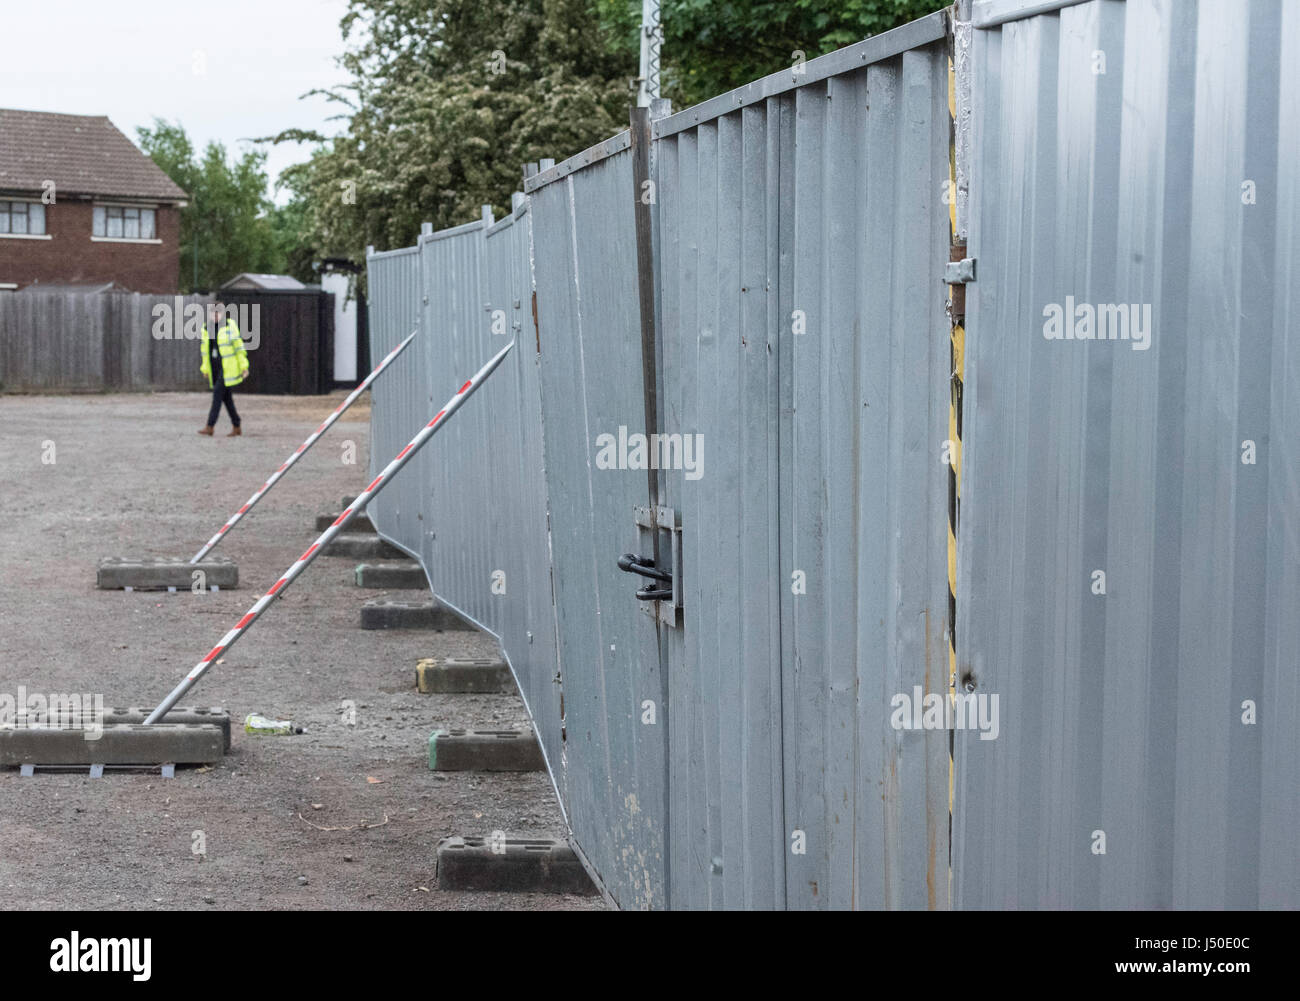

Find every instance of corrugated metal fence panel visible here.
[366,218,567,795]
[414,210,567,783]
[654,30,952,911]
[418,222,487,594]
[487,206,566,780]
[530,153,669,909]
[955,0,1300,909]
[365,247,424,561]
[517,15,954,910]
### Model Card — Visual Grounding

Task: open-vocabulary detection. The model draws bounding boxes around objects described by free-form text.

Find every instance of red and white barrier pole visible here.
[189,328,419,564]
[147,339,516,723]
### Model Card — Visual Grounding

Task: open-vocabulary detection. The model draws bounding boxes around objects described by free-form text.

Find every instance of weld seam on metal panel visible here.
[652,13,948,140]
[971,0,1090,29]
[370,522,571,829]
[523,132,633,193]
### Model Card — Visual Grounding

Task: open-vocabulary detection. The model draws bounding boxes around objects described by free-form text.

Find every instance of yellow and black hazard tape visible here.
[945,53,966,908]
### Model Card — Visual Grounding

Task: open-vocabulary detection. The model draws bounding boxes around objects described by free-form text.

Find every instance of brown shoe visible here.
[227,426,242,437]
[198,426,214,436]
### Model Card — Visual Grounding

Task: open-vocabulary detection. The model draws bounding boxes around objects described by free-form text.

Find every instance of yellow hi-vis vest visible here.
[200,319,250,388]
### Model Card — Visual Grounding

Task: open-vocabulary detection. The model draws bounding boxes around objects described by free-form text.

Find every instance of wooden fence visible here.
[0,290,335,394]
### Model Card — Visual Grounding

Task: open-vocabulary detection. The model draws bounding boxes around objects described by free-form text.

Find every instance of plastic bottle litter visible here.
[244,713,305,735]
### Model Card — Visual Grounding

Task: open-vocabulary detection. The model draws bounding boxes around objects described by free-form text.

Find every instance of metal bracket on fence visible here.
[944,257,976,283]
[628,505,682,627]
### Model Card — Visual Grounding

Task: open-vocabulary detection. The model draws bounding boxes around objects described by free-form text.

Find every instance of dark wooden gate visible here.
[219,289,334,394]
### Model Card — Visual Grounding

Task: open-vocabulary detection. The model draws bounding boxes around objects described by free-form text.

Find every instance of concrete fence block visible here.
[427,727,544,771]
[361,598,470,631]
[0,723,225,766]
[97,556,237,591]
[416,657,514,694]
[436,836,597,894]
[354,562,425,589]
[316,512,375,533]
[321,535,404,559]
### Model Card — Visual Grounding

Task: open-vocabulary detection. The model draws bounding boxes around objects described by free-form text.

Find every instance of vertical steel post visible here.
[629,102,672,907]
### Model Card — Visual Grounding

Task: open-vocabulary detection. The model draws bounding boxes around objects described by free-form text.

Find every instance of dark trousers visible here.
[206,370,241,428]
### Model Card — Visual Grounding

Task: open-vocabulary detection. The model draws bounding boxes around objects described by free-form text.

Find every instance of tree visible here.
[598,0,947,107]
[265,0,633,274]
[271,0,945,273]
[266,175,318,285]
[137,120,285,292]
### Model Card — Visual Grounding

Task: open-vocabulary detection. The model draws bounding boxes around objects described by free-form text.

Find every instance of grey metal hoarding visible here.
[366,209,567,806]
[954,0,1300,909]
[365,245,423,562]
[523,13,953,909]
[367,15,955,910]
[527,145,671,908]
[648,17,953,909]
[365,0,1296,911]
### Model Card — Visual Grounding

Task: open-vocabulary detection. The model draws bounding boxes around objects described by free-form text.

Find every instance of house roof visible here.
[0,109,188,201]
[221,273,307,291]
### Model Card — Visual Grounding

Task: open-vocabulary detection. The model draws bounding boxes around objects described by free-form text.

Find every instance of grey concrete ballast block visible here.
[361,598,470,631]
[316,512,375,533]
[322,534,403,559]
[354,562,425,589]
[0,724,225,766]
[416,657,514,694]
[428,728,544,771]
[97,556,237,591]
[21,707,232,752]
[436,837,597,895]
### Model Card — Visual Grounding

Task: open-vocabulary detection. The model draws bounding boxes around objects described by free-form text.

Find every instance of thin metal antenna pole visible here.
[637,0,662,107]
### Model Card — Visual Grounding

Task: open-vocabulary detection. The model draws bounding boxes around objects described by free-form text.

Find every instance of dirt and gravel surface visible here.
[0,391,604,911]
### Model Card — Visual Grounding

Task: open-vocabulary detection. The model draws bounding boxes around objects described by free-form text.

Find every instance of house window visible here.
[93,205,156,240]
[0,201,46,235]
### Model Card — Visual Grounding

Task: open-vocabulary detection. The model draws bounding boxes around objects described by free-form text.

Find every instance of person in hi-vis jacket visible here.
[198,300,250,436]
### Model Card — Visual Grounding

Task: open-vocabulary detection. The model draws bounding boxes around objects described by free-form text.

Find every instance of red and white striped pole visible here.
[147,339,516,723]
[189,328,418,564]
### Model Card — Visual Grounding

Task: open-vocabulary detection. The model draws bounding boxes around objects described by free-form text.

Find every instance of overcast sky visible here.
[6,0,354,204]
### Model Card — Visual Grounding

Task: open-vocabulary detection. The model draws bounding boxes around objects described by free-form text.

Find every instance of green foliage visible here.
[597,0,946,106]
[275,0,632,274]
[275,0,945,273]
[138,120,284,292]
[267,189,318,285]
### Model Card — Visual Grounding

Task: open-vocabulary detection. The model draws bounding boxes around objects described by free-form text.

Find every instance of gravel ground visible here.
[0,391,604,911]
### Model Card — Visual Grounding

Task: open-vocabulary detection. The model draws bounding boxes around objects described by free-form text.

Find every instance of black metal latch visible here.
[617,553,672,601]
[623,505,683,627]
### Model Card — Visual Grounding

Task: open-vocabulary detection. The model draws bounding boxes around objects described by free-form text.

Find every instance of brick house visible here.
[0,109,187,293]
